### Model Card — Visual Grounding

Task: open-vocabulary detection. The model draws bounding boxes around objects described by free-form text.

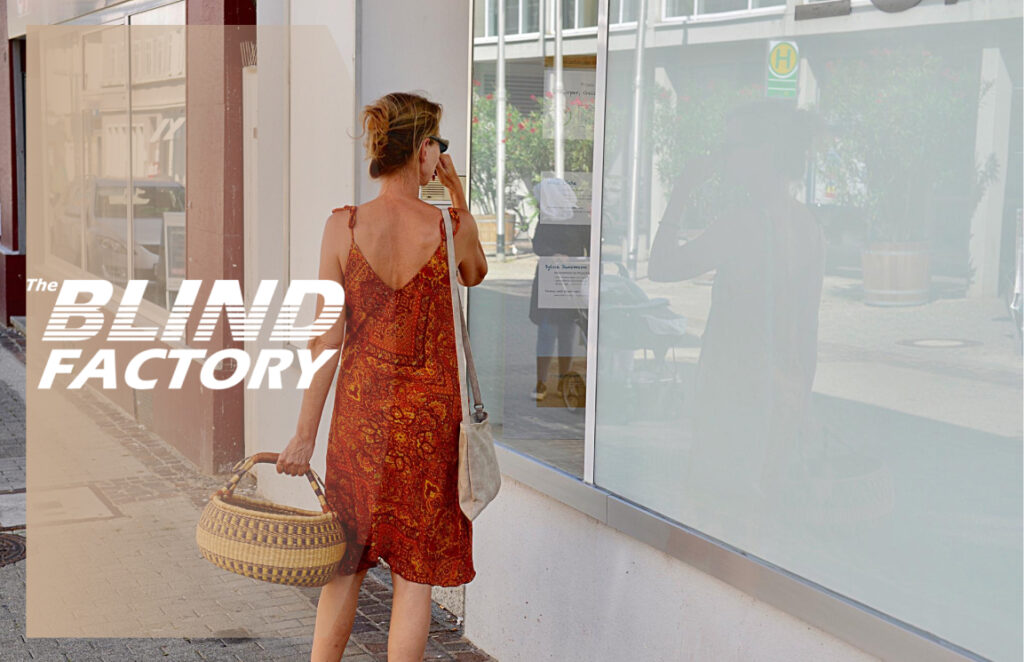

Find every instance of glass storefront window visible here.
[469,21,598,478]
[129,2,185,308]
[471,1,1020,658]
[695,0,749,14]
[595,5,1022,662]
[478,1,598,38]
[561,0,598,30]
[664,0,785,17]
[499,0,543,35]
[506,0,522,35]
[77,25,131,285]
[611,0,640,23]
[561,0,573,30]
[43,27,113,273]
[475,0,489,37]
[525,0,541,33]
[42,2,185,310]
[488,1,498,37]
[664,0,695,18]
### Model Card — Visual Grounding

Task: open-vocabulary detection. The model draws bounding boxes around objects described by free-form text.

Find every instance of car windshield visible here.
[95,185,185,218]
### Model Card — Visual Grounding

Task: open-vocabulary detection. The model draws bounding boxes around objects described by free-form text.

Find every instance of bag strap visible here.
[443,207,486,423]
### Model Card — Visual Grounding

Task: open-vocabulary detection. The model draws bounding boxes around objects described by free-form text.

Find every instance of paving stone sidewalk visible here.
[0,326,496,662]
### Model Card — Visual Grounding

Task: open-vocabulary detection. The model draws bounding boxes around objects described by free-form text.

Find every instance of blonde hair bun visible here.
[359,92,443,178]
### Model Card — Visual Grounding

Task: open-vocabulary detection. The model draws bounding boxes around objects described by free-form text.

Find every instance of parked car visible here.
[56,177,185,296]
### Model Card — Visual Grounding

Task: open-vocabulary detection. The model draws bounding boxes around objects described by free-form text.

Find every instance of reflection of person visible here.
[529,177,590,400]
[276,92,488,662]
[649,101,825,522]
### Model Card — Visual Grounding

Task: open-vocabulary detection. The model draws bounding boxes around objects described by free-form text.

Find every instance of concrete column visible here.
[175,0,256,473]
[967,47,1011,299]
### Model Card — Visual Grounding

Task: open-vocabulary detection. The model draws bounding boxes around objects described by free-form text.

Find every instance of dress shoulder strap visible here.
[331,205,358,241]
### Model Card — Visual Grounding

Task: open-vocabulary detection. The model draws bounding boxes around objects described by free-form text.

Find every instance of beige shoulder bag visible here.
[443,207,501,521]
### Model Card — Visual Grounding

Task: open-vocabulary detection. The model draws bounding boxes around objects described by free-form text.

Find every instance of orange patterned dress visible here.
[323,204,474,586]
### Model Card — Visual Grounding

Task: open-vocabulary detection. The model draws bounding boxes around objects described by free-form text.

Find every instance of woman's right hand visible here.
[435,154,466,208]
[277,434,315,476]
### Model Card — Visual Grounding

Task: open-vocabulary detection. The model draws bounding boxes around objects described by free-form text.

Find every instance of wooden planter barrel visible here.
[476,214,516,255]
[861,242,931,306]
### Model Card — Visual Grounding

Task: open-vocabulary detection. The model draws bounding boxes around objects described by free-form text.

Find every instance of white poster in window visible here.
[537,171,592,225]
[543,68,596,141]
[538,256,590,309]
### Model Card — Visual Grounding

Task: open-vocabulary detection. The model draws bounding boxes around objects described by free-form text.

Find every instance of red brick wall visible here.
[153,0,255,473]
[0,1,25,325]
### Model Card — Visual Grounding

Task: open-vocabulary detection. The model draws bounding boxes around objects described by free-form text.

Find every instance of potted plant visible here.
[818,47,998,306]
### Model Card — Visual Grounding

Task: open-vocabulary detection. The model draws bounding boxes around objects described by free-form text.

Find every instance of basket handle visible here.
[214,452,332,515]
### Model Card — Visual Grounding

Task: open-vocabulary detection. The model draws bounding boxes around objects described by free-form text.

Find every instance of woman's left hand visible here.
[435,154,466,207]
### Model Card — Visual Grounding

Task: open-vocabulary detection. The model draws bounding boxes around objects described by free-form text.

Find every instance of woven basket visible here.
[196,452,346,587]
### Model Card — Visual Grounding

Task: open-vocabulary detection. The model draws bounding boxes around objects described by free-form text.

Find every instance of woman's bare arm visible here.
[648,154,736,282]
[452,208,488,287]
[648,216,732,283]
[435,153,488,286]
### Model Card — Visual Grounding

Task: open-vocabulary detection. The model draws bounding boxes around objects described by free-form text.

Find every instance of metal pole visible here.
[496,0,507,259]
[553,0,565,179]
[583,0,611,485]
[626,0,648,275]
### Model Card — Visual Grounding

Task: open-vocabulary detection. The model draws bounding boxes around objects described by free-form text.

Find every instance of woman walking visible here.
[276,92,488,662]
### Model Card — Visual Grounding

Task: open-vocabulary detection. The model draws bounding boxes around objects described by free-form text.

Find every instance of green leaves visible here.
[817,47,986,242]
[469,86,595,223]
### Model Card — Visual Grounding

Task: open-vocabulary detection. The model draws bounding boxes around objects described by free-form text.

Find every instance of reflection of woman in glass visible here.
[649,101,824,523]
[528,177,590,400]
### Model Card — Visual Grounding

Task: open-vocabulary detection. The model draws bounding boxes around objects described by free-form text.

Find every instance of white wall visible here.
[357,0,472,201]
[248,0,358,514]
[466,478,881,662]
[289,1,358,284]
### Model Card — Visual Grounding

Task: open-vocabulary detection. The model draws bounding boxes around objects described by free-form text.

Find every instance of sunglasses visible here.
[429,135,449,153]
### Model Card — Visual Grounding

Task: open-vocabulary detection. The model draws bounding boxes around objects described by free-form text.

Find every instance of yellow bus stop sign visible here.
[767,40,799,98]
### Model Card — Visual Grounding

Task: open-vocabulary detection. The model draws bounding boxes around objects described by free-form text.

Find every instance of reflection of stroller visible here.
[555,261,689,417]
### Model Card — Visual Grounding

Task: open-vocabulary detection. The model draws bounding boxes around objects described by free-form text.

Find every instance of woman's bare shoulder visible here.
[322,207,355,274]
[449,206,475,221]
[352,197,439,222]
[325,206,353,238]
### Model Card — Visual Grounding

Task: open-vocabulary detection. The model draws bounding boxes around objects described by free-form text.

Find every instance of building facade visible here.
[14,1,1023,661]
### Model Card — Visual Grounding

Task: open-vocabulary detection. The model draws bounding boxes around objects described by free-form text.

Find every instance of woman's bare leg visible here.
[310,567,370,662]
[387,569,433,662]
